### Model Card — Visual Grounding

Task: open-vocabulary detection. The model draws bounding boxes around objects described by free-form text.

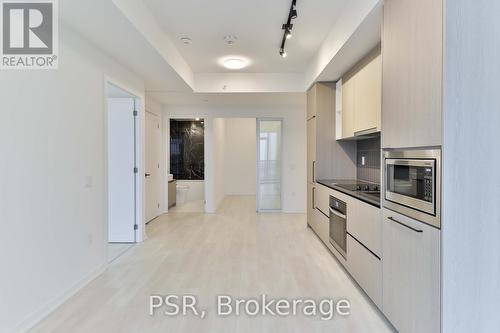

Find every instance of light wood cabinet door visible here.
[382,0,443,148]
[341,77,355,138]
[306,118,316,184]
[348,200,382,257]
[307,184,315,226]
[354,53,381,134]
[346,234,382,308]
[382,209,440,333]
[306,84,317,120]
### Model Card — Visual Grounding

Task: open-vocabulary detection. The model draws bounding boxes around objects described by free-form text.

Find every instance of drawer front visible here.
[312,208,329,245]
[315,184,331,217]
[346,234,382,307]
[348,201,382,257]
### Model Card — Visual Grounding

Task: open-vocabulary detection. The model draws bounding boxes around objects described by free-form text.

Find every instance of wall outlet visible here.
[84,176,93,189]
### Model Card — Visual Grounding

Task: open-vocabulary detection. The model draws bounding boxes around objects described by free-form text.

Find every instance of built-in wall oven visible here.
[383,148,441,228]
[329,196,347,258]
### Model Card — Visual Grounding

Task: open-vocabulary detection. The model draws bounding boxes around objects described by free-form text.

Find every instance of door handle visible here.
[388,216,423,233]
[145,173,151,178]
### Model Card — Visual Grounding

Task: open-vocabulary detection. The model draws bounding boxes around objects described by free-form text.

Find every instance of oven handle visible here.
[329,207,346,220]
[388,216,423,233]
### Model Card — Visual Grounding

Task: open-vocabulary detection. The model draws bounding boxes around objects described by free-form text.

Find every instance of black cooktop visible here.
[334,182,380,193]
[316,179,381,208]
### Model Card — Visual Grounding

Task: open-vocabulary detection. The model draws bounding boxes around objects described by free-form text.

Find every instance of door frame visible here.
[104,77,145,243]
[256,118,284,212]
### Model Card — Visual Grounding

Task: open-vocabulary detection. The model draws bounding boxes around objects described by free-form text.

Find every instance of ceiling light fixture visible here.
[279,0,298,58]
[223,35,238,45]
[223,58,247,70]
[179,36,192,45]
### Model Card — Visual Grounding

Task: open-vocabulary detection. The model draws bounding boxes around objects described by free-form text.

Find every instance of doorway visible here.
[256,119,283,212]
[168,118,206,212]
[105,82,141,262]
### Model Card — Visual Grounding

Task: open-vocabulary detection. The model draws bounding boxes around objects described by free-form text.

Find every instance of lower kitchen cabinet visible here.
[346,234,382,308]
[307,184,315,227]
[312,207,330,246]
[382,209,440,333]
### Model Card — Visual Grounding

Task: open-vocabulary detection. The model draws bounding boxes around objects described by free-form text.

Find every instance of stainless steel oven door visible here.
[329,207,347,259]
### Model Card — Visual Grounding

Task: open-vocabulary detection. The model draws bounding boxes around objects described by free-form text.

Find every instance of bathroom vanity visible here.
[168,180,176,208]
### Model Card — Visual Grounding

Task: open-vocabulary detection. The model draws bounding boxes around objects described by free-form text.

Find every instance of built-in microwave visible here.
[383,148,441,228]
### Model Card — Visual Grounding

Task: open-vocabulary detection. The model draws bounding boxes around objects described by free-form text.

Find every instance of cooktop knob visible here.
[373,185,379,191]
[364,185,370,191]
[356,185,362,191]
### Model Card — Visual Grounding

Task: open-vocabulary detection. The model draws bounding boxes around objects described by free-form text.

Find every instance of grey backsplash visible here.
[356,136,381,184]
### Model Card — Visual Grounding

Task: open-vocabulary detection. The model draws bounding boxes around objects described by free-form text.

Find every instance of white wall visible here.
[224,118,257,196]
[442,1,500,332]
[0,25,145,332]
[213,118,226,210]
[163,102,306,214]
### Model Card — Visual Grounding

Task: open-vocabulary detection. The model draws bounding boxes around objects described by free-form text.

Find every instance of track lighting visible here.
[279,0,298,58]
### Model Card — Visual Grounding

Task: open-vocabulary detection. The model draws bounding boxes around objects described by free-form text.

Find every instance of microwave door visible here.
[385,159,436,215]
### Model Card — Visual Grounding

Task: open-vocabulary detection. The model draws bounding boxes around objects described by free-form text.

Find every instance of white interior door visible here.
[257,119,282,211]
[107,98,136,243]
[145,111,162,222]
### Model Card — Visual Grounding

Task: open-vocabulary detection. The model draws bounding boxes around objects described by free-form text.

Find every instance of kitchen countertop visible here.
[316,179,381,208]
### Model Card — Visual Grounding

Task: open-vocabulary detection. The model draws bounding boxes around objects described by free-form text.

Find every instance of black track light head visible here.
[279,0,297,59]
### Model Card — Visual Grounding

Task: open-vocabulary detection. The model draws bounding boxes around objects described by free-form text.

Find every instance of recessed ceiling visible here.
[142,0,348,73]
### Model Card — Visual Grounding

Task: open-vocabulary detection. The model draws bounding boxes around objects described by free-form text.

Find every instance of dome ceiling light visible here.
[279,0,298,58]
[223,58,247,70]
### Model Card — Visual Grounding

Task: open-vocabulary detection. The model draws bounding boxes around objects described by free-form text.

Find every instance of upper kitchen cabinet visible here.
[339,47,382,140]
[306,83,335,181]
[382,0,443,148]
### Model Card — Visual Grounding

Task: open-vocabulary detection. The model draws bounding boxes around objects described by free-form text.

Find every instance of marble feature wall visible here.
[170,120,205,180]
[356,136,381,184]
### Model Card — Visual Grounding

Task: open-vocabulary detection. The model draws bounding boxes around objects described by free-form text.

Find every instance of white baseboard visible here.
[10,264,107,333]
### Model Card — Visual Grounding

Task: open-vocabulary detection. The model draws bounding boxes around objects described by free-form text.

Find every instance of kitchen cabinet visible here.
[306,118,316,184]
[341,75,355,138]
[354,53,381,134]
[382,208,440,333]
[346,234,382,308]
[306,83,317,120]
[382,0,443,148]
[306,83,335,182]
[348,200,382,257]
[307,183,317,228]
[340,48,381,140]
[312,207,330,246]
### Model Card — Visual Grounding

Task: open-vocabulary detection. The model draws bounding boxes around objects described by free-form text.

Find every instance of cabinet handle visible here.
[388,217,423,233]
[312,161,316,183]
[312,187,316,209]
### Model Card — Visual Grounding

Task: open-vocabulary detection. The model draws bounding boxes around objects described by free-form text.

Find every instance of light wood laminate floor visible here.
[31,196,393,333]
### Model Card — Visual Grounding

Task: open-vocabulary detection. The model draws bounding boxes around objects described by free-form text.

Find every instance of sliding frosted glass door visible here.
[257,119,282,211]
